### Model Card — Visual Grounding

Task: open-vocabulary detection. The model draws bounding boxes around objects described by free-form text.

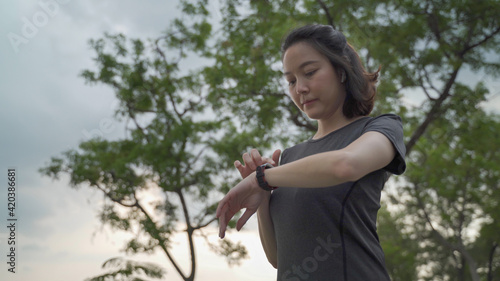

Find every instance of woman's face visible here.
[282,42,346,121]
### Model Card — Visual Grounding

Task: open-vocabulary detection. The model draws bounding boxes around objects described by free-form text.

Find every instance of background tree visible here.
[195,0,500,279]
[39,23,255,281]
[41,0,500,280]
[377,203,420,280]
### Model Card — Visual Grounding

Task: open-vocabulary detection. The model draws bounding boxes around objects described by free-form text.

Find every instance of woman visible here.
[216,24,406,281]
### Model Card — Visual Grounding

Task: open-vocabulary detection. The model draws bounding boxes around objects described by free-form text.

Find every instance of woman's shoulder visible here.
[364,113,406,174]
[361,113,403,132]
[365,113,402,123]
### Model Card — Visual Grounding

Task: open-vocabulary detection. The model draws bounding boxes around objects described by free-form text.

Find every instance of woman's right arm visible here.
[234,148,280,268]
[257,192,278,268]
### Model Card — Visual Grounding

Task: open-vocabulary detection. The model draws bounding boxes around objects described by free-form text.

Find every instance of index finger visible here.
[250,149,263,166]
[219,210,227,238]
[272,149,281,165]
[234,160,246,174]
[216,195,228,218]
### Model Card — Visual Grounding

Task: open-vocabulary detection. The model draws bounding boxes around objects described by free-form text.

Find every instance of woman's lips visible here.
[302,99,318,106]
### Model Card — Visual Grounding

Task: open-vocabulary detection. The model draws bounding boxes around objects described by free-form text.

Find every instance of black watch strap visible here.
[256,164,278,191]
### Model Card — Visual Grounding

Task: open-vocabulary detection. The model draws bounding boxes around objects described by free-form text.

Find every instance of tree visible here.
[41,0,500,280]
[39,27,253,281]
[199,1,500,280]
[399,105,500,281]
[361,1,500,280]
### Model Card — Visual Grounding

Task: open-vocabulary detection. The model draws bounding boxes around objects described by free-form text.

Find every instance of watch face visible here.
[263,163,274,169]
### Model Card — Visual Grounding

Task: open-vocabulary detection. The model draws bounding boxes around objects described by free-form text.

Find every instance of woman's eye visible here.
[288,80,296,86]
[305,70,317,77]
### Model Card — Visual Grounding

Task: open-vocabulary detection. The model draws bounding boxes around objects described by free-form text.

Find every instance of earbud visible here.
[341,71,346,83]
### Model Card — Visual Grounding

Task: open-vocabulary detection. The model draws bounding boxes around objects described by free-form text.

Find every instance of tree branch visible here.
[406,65,461,155]
[94,181,190,279]
[129,112,152,144]
[184,145,209,177]
[134,200,189,280]
[94,182,137,208]
[316,0,335,29]
[418,74,437,101]
[425,9,449,59]
[154,37,171,76]
[127,103,157,114]
[193,217,217,231]
[459,26,500,58]
[290,110,317,132]
[420,67,440,100]
[167,91,183,120]
[177,189,196,281]
[414,184,480,281]
[488,242,498,281]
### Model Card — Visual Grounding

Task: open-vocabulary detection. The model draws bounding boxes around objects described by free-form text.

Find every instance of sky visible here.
[0,1,276,280]
[1,1,499,281]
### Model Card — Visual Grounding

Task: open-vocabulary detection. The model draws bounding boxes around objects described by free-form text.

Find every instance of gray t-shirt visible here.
[270,114,406,281]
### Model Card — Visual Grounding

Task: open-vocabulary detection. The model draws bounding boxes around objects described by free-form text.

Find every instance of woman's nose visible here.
[295,79,309,95]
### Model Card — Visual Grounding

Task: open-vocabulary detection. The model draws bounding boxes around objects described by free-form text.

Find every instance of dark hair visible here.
[281,24,379,118]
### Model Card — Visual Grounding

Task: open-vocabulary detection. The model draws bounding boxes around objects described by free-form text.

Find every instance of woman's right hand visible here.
[235,149,281,179]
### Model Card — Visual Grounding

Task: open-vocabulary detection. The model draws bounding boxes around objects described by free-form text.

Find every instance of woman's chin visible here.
[303,111,320,120]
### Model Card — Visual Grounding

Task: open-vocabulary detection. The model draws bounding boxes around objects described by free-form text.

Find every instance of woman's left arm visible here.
[217,131,396,237]
[265,131,396,188]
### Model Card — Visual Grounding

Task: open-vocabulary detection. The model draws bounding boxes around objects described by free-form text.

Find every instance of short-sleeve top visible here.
[269,114,406,281]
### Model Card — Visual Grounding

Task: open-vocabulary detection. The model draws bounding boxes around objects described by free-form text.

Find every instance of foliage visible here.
[85,257,165,281]
[39,24,250,281]
[195,0,500,280]
[378,204,419,281]
[399,107,500,281]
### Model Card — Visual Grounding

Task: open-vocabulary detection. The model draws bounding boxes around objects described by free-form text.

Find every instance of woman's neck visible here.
[313,114,364,139]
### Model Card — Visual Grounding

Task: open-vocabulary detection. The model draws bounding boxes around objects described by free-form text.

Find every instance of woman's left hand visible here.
[216,173,268,238]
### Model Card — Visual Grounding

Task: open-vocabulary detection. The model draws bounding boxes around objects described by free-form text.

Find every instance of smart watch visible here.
[256,163,278,191]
